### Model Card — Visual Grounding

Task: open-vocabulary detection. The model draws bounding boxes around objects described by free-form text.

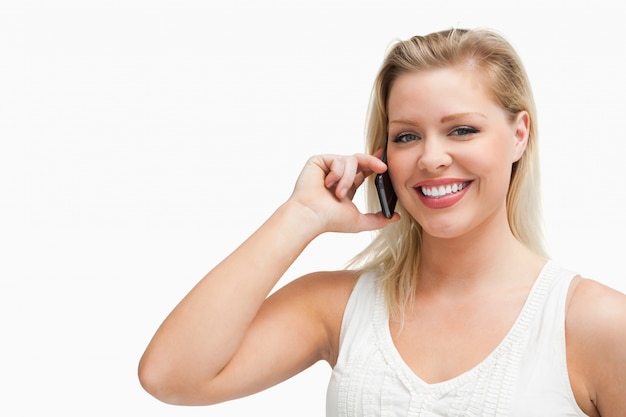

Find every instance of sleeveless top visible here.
[326,261,589,417]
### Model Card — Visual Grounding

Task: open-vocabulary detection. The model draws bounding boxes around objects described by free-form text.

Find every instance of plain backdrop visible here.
[2,1,625,415]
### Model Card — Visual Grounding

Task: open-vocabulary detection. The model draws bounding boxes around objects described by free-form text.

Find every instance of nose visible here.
[417,137,452,172]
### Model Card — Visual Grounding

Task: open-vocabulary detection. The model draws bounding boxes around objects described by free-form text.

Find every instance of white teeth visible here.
[420,182,468,198]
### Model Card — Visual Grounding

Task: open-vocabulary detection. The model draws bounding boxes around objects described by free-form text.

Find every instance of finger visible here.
[324,157,345,189]
[353,152,387,174]
[353,170,367,189]
[335,156,359,198]
[319,154,386,197]
[344,153,388,199]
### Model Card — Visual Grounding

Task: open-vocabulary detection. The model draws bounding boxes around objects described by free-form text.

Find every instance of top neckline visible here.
[372,260,557,395]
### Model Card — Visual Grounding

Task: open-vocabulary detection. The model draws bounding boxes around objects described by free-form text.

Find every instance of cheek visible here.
[387,151,414,183]
[471,151,511,180]
[470,149,514,193]
[470,135,513,170]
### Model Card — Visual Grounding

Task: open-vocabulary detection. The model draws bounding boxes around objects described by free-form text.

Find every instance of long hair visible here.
[348,28,547,318]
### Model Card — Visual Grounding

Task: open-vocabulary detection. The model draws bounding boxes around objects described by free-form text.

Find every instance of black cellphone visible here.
[375,147,397,219]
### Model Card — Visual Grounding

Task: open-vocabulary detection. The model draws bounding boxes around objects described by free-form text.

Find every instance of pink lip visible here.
[414,178,473,209]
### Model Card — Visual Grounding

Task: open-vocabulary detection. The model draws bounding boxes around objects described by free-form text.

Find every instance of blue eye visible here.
[392,132,420,143]
[451,126,479,136]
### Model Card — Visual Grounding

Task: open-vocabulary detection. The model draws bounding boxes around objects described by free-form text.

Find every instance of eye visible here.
[392,132,421,143]
[450,126,479,137]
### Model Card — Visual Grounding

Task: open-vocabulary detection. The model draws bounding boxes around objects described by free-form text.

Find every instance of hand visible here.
[289,153,399,234]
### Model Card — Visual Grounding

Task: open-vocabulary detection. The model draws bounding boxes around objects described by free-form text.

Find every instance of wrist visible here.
[276,198,326,242]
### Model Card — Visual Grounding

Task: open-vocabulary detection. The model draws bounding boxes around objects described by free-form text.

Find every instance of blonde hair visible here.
[348,28,547,318]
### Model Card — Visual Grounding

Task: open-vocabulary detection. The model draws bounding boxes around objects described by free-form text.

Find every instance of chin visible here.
[415,214,475,240]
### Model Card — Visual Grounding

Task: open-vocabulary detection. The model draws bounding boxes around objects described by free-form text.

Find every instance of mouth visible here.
[418,181,472,198]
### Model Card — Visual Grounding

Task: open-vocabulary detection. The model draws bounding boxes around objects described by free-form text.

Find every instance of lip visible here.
[413,178,473,209]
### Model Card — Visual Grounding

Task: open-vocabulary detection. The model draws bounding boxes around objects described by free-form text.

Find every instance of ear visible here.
[512,110,530,162]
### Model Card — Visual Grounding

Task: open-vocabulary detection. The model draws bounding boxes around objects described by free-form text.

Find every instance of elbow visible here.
[137,353,221,406]
[137,354,178,405]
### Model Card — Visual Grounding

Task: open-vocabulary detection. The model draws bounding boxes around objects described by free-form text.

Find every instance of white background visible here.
[2,1,625,415]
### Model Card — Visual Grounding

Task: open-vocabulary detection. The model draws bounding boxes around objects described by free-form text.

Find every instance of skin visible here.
[138,68,626,416]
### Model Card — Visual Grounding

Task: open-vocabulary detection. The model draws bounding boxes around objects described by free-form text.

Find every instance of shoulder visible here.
[270,270,361,364]
[283,269,361,325]
[566,277,626,415]
[567,277,626,340]
[275,269,360,305]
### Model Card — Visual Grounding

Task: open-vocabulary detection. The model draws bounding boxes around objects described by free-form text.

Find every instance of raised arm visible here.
[137,153,397,405]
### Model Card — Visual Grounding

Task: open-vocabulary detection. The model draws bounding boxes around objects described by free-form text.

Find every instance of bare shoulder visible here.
[567,277,626,337]
[269,269,360,364]
[277,269,360,298]
[566,277,626,416]
[272,269,360,314]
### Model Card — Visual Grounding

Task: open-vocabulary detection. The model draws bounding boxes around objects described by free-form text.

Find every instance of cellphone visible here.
[375,147,397,219]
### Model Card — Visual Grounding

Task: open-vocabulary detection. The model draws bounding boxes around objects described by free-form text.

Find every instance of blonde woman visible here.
[139,28,626,416]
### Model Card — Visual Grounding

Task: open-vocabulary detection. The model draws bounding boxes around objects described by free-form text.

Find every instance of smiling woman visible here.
[385,68,529,231]
[138,28,626,417]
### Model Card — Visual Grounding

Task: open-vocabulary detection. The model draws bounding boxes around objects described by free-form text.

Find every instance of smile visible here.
[419,181,471,198]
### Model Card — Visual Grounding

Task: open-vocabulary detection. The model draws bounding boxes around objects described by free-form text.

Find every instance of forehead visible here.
[386,68,500,120]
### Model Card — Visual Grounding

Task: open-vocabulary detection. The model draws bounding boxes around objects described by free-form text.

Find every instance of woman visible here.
[138,28,626,416]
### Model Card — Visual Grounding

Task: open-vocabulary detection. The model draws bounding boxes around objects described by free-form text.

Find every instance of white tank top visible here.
[326,261,589,417]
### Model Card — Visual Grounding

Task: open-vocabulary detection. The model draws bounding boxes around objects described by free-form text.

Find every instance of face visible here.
[386,67,529,240]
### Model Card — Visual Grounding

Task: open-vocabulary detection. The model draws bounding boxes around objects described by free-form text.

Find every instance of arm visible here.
[566,278,626,417]
[137,153,397,405]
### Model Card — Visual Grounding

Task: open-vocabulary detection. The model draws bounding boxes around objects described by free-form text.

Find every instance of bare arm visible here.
[566,278,626,417]
[137,153,397,405]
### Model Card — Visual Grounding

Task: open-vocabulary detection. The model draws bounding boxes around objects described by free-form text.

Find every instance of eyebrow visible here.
[440,112,487,123]
[389,112,487,125]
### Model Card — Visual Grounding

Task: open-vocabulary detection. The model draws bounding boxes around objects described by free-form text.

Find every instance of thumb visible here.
[350,212,401,233]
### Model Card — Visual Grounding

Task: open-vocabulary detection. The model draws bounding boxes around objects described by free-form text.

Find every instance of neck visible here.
[418,210,544,293]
